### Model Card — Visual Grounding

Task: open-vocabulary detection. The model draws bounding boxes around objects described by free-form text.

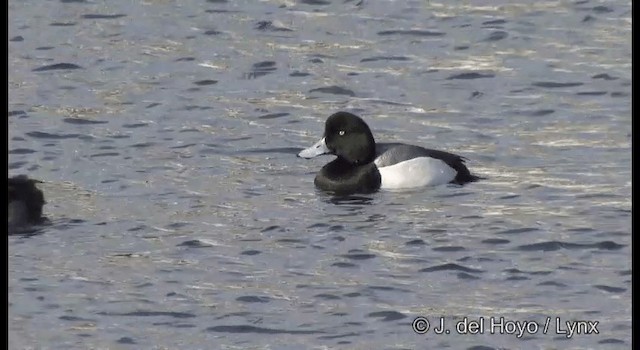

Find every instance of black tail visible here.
[451,171,485,185]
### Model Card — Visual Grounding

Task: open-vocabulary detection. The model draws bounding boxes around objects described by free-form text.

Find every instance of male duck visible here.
[298,111,482,194]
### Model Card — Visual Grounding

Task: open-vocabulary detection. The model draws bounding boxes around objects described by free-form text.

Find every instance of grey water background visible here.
[8,0,631,349]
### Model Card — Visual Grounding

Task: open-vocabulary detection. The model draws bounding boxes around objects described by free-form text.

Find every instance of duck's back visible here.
[374,143,480,185]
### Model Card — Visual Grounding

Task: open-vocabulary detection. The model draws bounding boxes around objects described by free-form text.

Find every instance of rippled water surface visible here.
[9,0,631,349]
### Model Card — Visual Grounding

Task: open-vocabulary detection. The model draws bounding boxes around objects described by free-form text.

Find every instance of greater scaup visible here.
[298,111,482,194]
[8,175,46,230]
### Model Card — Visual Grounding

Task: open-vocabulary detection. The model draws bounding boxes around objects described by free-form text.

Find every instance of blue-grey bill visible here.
[298,137,330,158]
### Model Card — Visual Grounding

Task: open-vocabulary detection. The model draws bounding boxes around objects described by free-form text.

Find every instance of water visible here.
[9,0,631,349]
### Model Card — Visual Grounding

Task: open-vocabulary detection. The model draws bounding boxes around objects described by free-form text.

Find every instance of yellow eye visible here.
[339,130,345,136]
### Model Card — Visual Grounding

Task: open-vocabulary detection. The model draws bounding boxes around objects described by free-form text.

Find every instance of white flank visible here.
[376,157,456,189]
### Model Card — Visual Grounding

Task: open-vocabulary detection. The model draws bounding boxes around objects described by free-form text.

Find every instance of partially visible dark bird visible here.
[9,175,46,229]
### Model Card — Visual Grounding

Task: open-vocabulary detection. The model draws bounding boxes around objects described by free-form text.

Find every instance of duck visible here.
[297,111,482,194]
[8,175,46,230]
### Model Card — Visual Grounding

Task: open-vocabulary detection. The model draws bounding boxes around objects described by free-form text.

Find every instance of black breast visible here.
[314,159,381,194]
